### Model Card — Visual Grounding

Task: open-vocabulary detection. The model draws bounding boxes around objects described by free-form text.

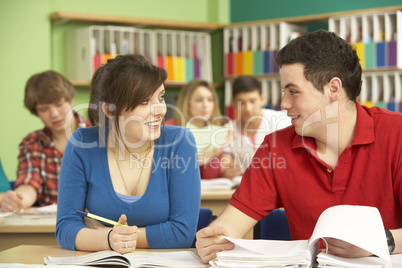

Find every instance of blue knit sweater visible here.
[56,125,201,250]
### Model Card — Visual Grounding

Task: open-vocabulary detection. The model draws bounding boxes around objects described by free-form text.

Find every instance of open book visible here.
[210,205,390,267]
[201,176,242,191]
[44,250,207,268]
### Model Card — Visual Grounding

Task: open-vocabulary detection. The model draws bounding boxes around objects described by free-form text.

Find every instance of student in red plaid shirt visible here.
[0,71,90,212]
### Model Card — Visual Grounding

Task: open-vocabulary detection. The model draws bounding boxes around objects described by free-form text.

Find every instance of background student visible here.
[223,76,291,176]
[0,71,90,212]
[0,158,11,204]
[56,54,201,253]
[166,79,242,179]
[195,30,402,263]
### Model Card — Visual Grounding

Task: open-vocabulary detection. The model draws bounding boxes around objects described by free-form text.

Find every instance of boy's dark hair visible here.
[232,76,262,98]
[275,30,362,101]
[24,70,75,115]
[90,54,167,129]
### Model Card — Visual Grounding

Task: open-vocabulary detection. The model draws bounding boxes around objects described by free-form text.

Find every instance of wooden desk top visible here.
[200,189,235,200]
[0,245,197,264]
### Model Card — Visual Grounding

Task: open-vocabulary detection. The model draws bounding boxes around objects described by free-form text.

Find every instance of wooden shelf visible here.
[51,11,226,30]
[227,5,402,28]
[72,80,223,89]
[224,68,402,81]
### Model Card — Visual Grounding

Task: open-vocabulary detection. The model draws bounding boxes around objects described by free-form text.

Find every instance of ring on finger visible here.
[125,241,128,248]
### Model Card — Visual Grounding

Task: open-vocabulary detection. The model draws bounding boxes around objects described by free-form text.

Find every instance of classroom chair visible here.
[253,208,291,240]
[191,208,213,248]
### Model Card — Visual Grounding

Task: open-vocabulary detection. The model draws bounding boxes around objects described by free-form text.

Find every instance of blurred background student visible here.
[0,71,90,212]
[224,76,291,173]
[166,79,242,179]
[0,158,11,205]
[56,54,200,253]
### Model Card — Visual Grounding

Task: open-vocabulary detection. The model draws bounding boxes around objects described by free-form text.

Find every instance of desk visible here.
[0,190,244,253]
[200,189,253,239]
[200,189,234,217]
[0,213,58,252]
[0,245,198,264]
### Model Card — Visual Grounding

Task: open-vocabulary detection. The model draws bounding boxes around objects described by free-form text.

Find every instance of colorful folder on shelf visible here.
[185,57,194,82]
[235,52,243,75]
[354,42,365,69]
[263,50,271,74]
[272,50,280,73]
[225,52,234,76]
[253,50,263,75]
[376,42,386,67]
[243,50,253,75]
[387,41,397,67]
[365,42,376,69]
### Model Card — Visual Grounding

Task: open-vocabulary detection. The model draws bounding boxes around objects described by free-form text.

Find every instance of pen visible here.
[76,210,141,232]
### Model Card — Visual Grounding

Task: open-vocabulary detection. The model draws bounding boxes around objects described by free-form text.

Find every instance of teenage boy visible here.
[0,71,90,212]
[221,76,291,178]
[196,30,402,263]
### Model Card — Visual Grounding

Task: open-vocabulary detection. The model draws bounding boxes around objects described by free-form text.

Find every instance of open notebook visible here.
[44,250,207,268]
[210,205,390,267]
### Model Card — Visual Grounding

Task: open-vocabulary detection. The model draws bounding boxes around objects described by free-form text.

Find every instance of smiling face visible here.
[36,98,73,135]
[280,63,330,138]
[118,85,167,148]
[188,86,215,121]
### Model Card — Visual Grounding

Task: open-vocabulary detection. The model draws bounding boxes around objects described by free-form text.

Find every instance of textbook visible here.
[201,176,242,191]
[210,205,390,267]
[44,250,207,268]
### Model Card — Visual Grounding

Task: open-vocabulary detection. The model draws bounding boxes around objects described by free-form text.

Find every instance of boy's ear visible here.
[327,77,342,101]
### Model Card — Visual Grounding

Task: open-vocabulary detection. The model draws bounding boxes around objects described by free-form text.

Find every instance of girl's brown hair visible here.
[90,54,167,130]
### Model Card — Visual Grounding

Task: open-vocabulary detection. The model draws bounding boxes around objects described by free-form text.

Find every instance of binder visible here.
[365,42,376,69]
[387,41,397,67]
[185,34,194,82]
[272,50,280,73]
[242,27,253,75]
[395,72,402,112]
[134,29,156,63]
[166,32,175,81]
[362,15,375,69]
[252,25,262,75]
[224,29,234,76]
[261,79,270,107]
[261,24,271,74]
[233,28,243,75]
[176,33,185,82]
[66,26,105,81]
[253,51,263,75]
[355,42,365,69]
[263,50,271,74]
[193,42,201,78]
[156,30,168,75]
[376,42,386,67]
[383,73,395,111]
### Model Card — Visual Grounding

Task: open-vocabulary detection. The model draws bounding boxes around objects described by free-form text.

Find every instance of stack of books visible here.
[210,205,391,267]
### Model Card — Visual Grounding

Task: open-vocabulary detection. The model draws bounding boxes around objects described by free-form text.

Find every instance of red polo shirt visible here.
[230,102,402,240]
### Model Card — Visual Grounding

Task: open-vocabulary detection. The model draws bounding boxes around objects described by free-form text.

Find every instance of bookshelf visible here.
[222,5,402,114]
[51,11,225,30]
[51,11,225,88]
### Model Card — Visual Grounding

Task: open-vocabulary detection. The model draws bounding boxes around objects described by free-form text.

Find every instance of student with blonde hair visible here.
[166,79,242,179]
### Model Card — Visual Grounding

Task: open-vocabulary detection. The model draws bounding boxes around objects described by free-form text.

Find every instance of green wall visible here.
[0,0,229,181]
[230,0,402,22]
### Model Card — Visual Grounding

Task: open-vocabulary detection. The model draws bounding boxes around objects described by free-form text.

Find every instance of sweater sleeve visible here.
[55,130,90,250]
[146,128,201,248]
